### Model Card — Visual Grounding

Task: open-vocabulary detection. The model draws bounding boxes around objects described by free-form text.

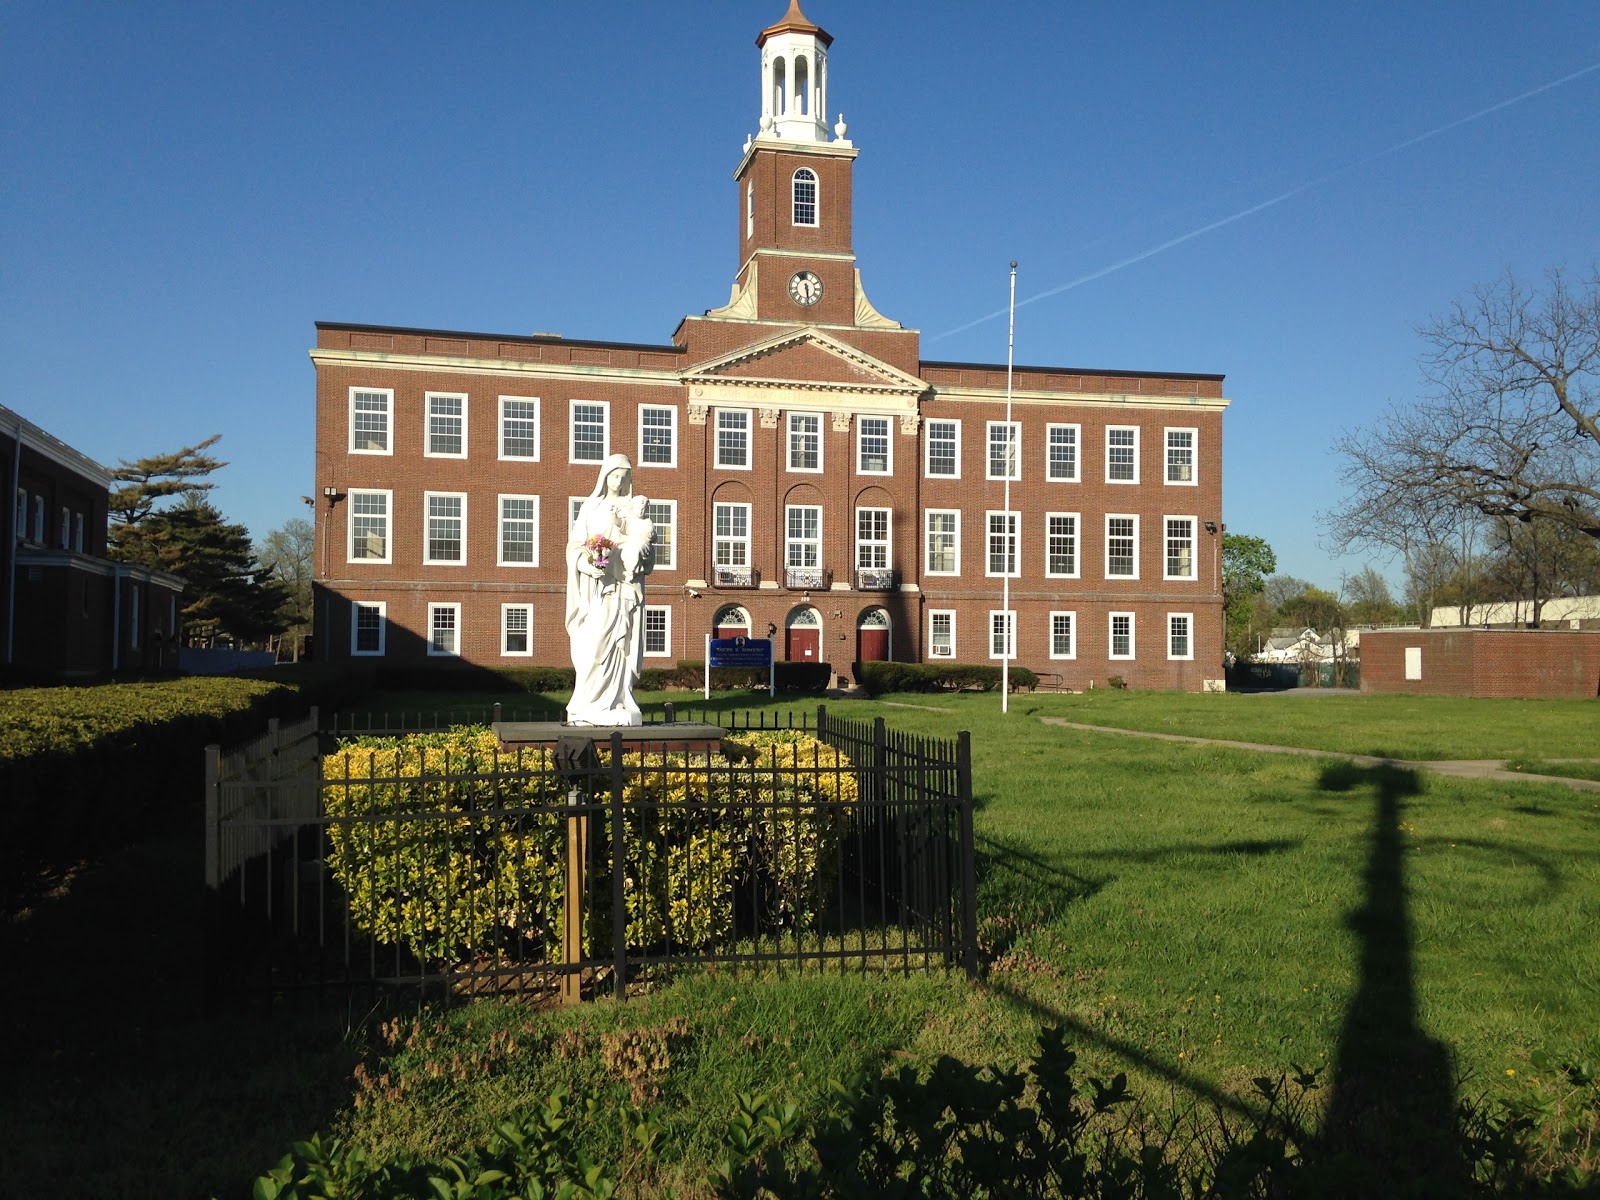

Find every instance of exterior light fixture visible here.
[1204,520,1218,534]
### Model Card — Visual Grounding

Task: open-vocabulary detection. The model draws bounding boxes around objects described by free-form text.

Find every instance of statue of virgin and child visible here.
[564,454,655,726]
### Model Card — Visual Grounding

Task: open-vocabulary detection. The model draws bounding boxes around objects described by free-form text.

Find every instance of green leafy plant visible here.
[322,728,858,967]
[854,661,1038,694]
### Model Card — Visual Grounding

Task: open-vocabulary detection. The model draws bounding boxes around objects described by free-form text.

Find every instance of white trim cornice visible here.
[928,385,1231,413]
[735,136,859,179]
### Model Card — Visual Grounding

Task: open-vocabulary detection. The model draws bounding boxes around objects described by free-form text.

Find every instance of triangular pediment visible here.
[682,327,927,399]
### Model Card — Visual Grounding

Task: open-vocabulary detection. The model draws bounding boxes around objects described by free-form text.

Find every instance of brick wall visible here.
[1361,629,1600,699]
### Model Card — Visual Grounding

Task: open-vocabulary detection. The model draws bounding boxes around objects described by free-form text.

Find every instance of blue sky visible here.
[4,2,1596,593]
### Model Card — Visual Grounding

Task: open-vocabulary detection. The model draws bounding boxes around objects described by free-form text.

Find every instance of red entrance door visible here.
[787,625,820,661]
[857,625,889,662]
[716,623,748,641]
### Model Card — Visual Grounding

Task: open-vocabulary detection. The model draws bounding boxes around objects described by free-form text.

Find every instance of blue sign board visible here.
[709,637,772,668]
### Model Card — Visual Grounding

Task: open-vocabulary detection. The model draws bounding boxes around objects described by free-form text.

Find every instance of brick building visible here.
[310,3,1229,690]
[3,405,184,681]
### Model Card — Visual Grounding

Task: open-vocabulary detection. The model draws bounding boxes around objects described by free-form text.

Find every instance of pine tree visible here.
[108,436,287,646]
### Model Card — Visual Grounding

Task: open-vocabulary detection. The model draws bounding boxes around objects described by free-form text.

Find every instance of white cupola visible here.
[755,0,839,144]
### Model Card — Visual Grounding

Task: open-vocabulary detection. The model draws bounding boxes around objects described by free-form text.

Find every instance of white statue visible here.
[565,454,655,725]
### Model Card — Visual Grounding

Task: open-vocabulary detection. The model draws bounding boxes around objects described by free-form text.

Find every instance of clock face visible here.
[788,270,823,307]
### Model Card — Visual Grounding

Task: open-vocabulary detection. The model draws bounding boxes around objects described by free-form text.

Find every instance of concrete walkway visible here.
[1037,718,1600,794]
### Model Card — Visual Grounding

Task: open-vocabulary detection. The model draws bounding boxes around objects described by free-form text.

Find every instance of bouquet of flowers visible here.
[582,533,616,571]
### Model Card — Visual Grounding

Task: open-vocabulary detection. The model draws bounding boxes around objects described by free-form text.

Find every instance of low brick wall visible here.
[1361,628,1600,699]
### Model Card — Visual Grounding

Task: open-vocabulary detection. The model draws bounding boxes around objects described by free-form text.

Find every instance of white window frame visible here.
[1046,422,1081,482]
[348,388,393,455]
[638,404,678,469]
[642,499,676,571]
[1106,425,1139,484]
[424,391,468,459]
[1109,612,1136,661]
[427,602,462,657]
[988,610,1017,660]
[347,488,393,564]
[928,609,956,659]
[857,415,893,475]
[1165,427,1198,486]
[714,408,752,470]
[856,507,891,570]
[1164,515,1197,581]
[643,605,672,657]
[924,509,960,576]
[1049,611,1077,660]
[787,412,823,473]
[786,504,822,569]
[792,167,818,227]
[423,491,467,565]
[1105,513,1139,580]
[501,603,534,657]
[350,601,386,656]
[1045,512,1080,579]
[569,399,610,465]
[746,181,755,238]
[714,502,752,568]
[497,494,540,568]
[925,418,961,479]
[31,495,43,543]
[1168,612,1194,661]
[498,396,540,461]
[986,420,1021,481]
[985,510,1020,578]
[569,497,586,530]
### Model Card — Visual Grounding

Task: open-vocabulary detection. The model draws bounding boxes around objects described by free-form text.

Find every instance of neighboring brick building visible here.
[309,3,1229,690]
[1361,628,1600,700]
[3,405,184,681]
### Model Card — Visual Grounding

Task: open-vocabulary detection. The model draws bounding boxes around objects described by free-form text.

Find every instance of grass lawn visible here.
[1509,758,1600,784]
[11,686,1596,1194]
[314,687,1600,1189]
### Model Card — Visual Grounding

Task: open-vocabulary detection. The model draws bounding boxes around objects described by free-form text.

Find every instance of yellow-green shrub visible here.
[324,730,567,962]
[320,728,858,966]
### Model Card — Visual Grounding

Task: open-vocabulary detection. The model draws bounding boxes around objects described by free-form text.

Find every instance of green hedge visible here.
[0,671,348,913]
[322,727,858,962]
[361,660,833,696]
[854,661,1038,694]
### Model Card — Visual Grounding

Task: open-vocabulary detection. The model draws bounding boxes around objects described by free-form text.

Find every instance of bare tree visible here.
[1324,267,1600,609]
[257,517,315,661]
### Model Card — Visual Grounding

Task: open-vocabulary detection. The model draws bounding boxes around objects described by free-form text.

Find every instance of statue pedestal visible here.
[493,721,726,756]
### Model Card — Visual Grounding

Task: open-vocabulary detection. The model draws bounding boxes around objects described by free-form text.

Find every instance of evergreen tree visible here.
[108,436,287,645]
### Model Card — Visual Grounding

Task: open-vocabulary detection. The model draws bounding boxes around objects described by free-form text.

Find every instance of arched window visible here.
[714,605,751,640]
[746,181,754,237]
[792,168,817,227]
[794,55,809,115]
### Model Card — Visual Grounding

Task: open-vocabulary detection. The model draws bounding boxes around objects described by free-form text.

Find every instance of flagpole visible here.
[1002,261,1016,713]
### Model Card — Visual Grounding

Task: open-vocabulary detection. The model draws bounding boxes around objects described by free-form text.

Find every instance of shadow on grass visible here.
[0,817,360,1198]
[1309,759,1468,1198]
[974,834,1110,930]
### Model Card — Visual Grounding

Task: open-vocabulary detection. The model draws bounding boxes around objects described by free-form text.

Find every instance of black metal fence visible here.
[204,707,975,1007]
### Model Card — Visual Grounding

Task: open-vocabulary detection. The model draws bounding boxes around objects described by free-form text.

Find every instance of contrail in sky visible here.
[930,60,1600,342]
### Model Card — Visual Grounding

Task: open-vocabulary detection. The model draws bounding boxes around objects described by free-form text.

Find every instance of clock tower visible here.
[713,1,893,330]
